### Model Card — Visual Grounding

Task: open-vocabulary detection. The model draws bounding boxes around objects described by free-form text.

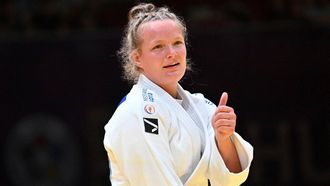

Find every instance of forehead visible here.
[138,19,184,42]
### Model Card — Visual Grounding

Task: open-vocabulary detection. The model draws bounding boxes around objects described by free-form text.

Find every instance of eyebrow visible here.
[151,36,184,44]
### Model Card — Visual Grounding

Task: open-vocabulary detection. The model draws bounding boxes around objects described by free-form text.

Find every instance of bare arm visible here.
[217,137,241,173]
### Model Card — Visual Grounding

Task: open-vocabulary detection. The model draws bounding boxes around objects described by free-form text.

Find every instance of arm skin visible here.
[212,92,242,173]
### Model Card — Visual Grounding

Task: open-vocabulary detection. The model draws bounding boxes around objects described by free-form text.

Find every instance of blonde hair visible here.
[118,3,189,83]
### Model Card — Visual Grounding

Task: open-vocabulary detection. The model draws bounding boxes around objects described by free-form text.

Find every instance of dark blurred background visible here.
[1,0,330,185]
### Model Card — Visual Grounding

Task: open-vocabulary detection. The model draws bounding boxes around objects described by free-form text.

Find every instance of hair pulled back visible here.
[118,3,188,83]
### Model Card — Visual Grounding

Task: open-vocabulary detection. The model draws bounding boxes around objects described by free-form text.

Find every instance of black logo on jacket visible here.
[143,118,158,134]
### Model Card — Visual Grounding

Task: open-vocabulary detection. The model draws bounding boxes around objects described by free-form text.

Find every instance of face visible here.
[132,19,187,91]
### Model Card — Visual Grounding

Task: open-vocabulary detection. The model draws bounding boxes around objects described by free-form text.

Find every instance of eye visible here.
[173,40,184,45]
[152,44,163,50]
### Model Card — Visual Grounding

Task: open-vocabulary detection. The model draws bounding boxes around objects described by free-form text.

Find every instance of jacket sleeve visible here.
[208,132,253,185]
[201,96,254,185]
[103,105,183,186]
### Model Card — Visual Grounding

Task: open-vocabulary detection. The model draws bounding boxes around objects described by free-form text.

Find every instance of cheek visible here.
[140,52,154,64]
[179,47,187,58]
[180,50,187,61]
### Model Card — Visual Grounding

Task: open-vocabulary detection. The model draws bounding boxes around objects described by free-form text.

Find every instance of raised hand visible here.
[211,92,236,143]
[211,92,242,172]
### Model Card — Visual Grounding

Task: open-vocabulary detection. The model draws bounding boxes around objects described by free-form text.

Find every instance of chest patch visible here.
[143,118,158,135]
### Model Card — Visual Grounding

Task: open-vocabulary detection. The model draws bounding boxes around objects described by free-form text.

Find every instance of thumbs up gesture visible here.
[211,92,236,143]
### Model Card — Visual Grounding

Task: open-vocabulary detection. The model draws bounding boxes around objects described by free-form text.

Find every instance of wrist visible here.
[215,135,234,150]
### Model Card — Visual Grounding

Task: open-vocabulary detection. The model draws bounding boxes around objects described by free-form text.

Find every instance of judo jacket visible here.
[104,74,253,186]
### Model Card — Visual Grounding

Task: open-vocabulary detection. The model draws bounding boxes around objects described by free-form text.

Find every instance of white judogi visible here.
[104,75,253,186]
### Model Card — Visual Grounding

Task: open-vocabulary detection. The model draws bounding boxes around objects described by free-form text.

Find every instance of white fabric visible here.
[103,74,253,186]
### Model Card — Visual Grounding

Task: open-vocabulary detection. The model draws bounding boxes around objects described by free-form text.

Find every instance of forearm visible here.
[217,137,242,173]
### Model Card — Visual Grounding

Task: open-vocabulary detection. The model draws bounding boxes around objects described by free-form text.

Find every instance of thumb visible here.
[219,92,228,106]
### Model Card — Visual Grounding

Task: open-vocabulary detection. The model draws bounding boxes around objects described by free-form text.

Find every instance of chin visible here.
[167,71,184,80]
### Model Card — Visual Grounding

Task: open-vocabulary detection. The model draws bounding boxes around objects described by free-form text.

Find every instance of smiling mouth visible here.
[163,63,179,68]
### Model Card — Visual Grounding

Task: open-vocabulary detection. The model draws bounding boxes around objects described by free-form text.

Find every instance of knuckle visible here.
[232,113,237,120]
[219,106,227,111]
[231,107,235,112]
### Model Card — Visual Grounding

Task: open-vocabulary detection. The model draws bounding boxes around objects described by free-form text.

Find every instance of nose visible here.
[166,46,175,59]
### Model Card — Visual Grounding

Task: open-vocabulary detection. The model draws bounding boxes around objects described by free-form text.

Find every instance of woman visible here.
[103,3,253,186]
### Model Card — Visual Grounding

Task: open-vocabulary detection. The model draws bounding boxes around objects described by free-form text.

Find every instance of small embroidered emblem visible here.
[144,104,155,114]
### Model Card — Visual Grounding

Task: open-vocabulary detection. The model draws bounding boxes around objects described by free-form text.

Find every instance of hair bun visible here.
[128,3,155,20]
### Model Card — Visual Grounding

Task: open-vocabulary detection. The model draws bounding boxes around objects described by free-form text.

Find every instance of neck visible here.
[140,74,180,98]
[160,84,178,98]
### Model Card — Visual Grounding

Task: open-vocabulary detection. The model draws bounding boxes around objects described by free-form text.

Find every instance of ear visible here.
[131,50,142,68]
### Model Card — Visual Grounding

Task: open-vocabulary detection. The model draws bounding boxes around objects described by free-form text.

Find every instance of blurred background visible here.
[1,0,330,185]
